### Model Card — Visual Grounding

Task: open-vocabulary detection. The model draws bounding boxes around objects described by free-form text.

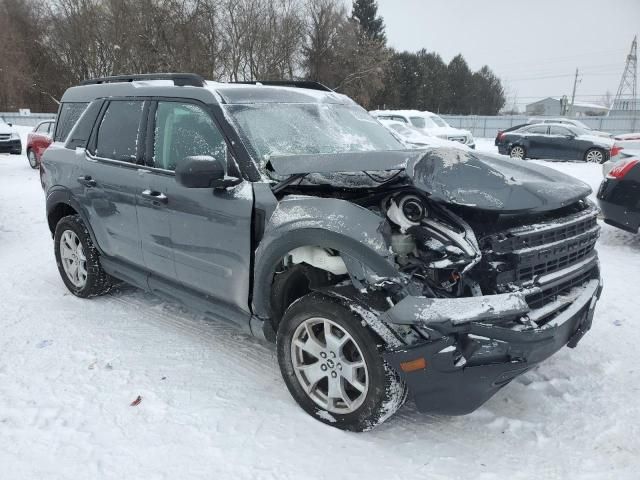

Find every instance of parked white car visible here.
[0,117,23,155]
[370,109,475,148]
[528,117,611,138]
[378,119,470,151]
[602,133,640,177]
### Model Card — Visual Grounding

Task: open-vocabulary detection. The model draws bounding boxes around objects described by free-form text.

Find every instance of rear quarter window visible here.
[54,102,89,142]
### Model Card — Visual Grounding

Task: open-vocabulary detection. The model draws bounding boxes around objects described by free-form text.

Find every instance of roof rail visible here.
[80,73,205,87]
[229,80,333,92]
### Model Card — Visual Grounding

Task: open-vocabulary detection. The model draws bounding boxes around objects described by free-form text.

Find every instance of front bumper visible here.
[0,139,22,154]
[382,262,602,415]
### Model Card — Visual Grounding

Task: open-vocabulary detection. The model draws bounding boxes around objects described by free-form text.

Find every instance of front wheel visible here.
[277,292,407,431]
[585,148,606,164]
[509,145,526,159]
[27,150,38,169]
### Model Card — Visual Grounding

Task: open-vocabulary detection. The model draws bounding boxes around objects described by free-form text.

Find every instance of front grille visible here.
[482,204,600,287]
[515,228,599,282]
[0,134,11,141]
[448,136,466,143]
[490,211,598,253]
[526,267,596,310]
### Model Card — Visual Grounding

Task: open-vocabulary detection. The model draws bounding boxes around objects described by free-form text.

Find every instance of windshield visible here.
[409,116,438,129]
[429,115,448,127]
[390,123,413,135]
[225,103,403,169]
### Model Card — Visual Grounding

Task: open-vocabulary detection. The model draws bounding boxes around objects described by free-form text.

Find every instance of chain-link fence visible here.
[441,114,640,138]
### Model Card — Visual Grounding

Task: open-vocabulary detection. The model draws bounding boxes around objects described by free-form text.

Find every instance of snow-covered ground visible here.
[1,133,639,479]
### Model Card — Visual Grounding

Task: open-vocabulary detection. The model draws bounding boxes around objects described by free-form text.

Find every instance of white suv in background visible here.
[370,109,475,148]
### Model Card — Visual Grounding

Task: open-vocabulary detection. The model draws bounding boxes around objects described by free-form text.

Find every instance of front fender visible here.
[252,196,398,318]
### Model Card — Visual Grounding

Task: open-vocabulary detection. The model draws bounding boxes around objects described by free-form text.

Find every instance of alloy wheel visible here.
[291,317,369,414]
[586,150,604,163]
[60,230,88,288]
[510,146,525,159]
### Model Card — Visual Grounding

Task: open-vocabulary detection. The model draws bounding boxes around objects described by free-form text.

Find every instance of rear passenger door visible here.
[140,100,254,315]
[80,100,147,267]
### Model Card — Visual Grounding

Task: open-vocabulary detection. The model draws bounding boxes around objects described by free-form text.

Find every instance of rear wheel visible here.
[277,292,407,431]
[509,145,526,159]
[27,150,38,169]
[585,148,605,164]
[54,215,113,298]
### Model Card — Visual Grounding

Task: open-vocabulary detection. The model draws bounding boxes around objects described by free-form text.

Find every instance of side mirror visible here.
[565,134,576,139]
[175,155,241,189]
[7,123,12,127]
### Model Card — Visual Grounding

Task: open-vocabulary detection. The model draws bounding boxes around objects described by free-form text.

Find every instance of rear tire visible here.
[27,150,38,169]
[54,215,113,298]
[509,145,526,159]
[277,292,407,432]
[585,148,606,164]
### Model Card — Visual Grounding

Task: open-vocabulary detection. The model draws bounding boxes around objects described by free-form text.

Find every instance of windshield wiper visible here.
[271,173,308,194]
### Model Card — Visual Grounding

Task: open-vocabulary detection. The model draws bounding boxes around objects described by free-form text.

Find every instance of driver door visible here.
[139,100,254,315]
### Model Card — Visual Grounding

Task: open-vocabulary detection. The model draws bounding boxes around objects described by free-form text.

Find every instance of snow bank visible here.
[0,146,638,479]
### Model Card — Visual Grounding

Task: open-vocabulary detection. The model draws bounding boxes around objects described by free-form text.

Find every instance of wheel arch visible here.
[252,197,399,322]
[46,188,103,254]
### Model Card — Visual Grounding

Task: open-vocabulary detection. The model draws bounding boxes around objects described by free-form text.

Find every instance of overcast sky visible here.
[373,0,639,110]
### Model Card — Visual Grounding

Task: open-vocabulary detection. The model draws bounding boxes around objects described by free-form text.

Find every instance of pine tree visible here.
[351,0,385,42]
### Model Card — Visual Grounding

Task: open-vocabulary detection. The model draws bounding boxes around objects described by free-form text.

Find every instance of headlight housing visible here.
[10,132,20,140]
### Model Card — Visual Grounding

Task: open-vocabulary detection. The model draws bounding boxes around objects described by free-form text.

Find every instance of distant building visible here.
[609,97,640,117]
[525,97,609,117]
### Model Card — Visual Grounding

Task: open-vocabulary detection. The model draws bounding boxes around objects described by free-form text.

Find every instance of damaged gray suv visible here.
[42,74,602,431]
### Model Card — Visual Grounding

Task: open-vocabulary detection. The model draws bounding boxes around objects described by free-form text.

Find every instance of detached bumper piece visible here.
[381,256,602,415]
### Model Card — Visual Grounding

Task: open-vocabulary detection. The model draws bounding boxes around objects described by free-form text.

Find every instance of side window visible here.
[95,101,145,162]
[35,123,46,133]
[153,101,226,171]
[47,122,54,135]
[526,125,548,134]
[550,126,571,136]
[54,102,89,142]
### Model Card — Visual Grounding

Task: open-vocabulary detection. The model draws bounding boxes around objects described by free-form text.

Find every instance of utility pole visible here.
[569,68,579,117]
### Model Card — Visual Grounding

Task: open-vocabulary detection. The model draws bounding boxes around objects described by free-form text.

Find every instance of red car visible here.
[26,120,55,169]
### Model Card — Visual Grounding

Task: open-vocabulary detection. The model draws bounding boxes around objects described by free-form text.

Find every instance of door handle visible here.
[141,189,168,204]
[77,175,96,187]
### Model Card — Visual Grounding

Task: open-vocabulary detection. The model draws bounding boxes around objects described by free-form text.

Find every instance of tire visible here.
[27,150,38,169]
[585,148,606,164]
[54,214,112,298]
[509,144,526,159]
[277,292,407,432]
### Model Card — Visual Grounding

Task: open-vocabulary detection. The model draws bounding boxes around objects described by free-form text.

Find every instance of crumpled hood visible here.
[269,148,592,213]
[407,148,592,212]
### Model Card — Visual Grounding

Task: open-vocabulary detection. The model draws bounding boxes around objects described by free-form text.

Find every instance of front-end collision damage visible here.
[255,148,603,416]
[252,195,404,321]
[382,277,602,415]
